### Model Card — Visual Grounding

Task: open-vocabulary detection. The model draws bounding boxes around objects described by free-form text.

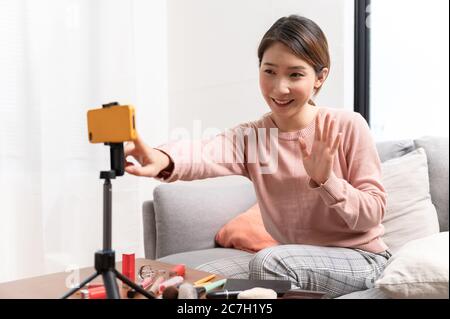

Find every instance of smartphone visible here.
[87,103,137,143]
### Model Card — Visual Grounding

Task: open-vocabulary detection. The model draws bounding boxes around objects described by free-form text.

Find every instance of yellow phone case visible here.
[87,104,137,143]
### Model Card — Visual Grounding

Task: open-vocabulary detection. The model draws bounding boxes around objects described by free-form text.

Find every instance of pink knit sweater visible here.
[157,107,388,253]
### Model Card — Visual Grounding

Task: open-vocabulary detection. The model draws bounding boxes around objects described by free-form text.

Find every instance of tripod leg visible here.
[61,272,99,299]
[114,269,156,299]
[102,270,121,299]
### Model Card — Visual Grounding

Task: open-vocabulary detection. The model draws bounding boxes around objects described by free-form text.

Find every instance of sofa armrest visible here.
[146,176,256,258]
[142,200,157,259]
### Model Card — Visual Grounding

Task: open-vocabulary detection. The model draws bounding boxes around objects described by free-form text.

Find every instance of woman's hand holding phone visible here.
[124,134,171,178]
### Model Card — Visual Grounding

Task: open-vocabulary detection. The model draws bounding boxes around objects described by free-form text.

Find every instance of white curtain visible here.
[0,0,168,282]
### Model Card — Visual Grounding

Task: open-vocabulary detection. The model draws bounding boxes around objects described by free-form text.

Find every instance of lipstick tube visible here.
[80,286,106,299]
[158,276,184,294]
[122,253,135,288]
[148,276,166,296]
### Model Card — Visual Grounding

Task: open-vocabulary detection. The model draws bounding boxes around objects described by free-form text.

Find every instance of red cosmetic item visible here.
[81,286,106,299]
[169,264,186,277]
[122,253,135,284]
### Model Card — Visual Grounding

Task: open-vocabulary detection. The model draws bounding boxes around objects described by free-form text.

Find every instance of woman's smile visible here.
[271,98,295,107]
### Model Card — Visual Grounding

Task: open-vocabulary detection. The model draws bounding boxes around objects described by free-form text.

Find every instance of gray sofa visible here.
[142,136,448,298]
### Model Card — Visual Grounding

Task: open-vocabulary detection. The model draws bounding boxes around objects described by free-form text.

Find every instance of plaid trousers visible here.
[196,244,391,298]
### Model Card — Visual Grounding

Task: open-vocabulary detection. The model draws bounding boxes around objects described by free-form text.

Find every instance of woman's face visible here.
[259,42,327,117]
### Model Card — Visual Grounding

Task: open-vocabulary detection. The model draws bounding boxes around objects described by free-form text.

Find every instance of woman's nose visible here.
[273,78,290,95]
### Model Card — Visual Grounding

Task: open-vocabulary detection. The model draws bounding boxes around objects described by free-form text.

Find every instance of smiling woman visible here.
[259,42,327,132]
[126,14,391,299]
[258,15,331,97]
[257,16,330,133]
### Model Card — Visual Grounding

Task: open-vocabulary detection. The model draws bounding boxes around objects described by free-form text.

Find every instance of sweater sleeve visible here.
[309,113,387,232]
[154,124,251,182]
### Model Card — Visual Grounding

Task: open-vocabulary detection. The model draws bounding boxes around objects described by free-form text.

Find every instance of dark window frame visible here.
[354,0,371,125]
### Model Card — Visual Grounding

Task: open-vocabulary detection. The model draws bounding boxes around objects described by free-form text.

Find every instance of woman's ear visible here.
[314,67,329,90]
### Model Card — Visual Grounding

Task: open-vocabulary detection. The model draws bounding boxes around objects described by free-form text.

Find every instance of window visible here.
[369,0,449,140]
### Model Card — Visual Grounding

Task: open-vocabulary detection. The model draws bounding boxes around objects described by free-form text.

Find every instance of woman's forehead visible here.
[261,42,310,69]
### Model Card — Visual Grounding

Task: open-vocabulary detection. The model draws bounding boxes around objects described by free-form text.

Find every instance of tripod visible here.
[61,143,155,299]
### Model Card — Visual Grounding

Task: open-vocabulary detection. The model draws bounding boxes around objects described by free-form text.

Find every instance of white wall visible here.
[166,0,354,134]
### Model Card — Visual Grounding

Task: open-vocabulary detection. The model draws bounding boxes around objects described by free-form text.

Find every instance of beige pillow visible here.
[381,148,440,254]
[375,232,449,299]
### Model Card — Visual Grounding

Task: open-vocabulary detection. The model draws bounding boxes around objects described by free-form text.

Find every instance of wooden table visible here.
[0,258,223,299]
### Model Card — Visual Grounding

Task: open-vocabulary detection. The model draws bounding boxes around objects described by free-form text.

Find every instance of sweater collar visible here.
[262,107,323,141]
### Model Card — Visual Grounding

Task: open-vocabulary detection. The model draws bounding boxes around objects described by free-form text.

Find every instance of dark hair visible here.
[258,15,330,97]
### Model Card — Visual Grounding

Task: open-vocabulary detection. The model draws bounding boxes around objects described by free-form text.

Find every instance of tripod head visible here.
[87,101,137,177]
[104,143,124,178]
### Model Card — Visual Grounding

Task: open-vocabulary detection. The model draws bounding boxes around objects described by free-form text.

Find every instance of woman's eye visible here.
[290,73,304,78]
[264,69,275,75]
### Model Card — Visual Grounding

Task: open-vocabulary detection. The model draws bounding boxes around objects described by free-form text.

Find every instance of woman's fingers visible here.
[125,164,143,176]
[299,137,310,159]
[322,113,330,142]
[315,112,322,141]
[124,141,135,156]
[327,119,335,148]
[132,133,145,148]
[125,161,134,167]
[124,134,152,164]
[331,133,342,154]
[123,134,161,177]
[125,162,157,177]
[125,134,148,155]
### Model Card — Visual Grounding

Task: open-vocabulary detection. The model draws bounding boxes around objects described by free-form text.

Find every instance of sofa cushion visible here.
[381,148,440,254]
[414,136,449,231]
[153,176,256,258]
[215,203,278,252]
[375,139,415,162]
[375,231,449,299]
